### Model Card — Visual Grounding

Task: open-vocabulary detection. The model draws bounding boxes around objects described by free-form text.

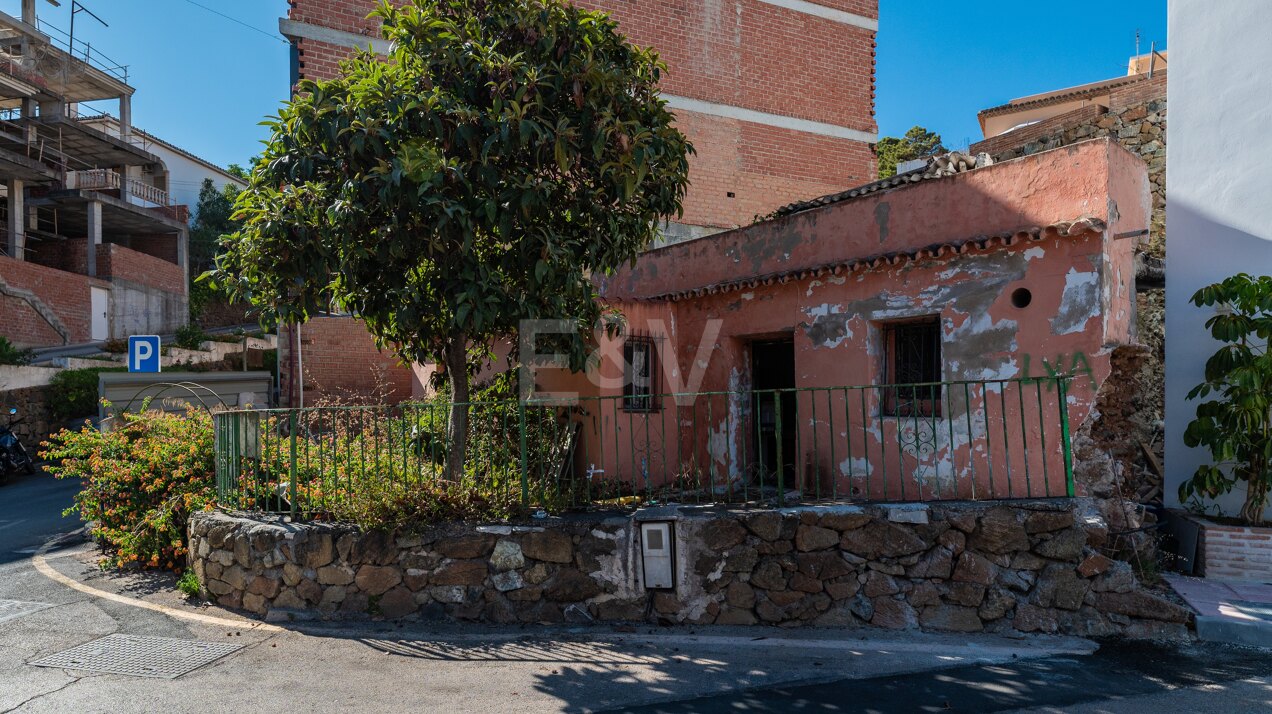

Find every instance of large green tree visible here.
[212,0,692,479]
[188,178,243,319]
[876,125,946,178]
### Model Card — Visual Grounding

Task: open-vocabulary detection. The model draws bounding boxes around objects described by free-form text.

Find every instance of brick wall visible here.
[0,256,106,347]
[278,315,415,407]
[287,0,878,230]
[1197,518,1272,582]
[126,235,180,266]
[101,244,186,295]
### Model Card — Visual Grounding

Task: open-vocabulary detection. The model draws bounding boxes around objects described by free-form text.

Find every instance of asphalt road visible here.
[0,469,80,565]
[3,471,1272,712]
[606,633,1272,713]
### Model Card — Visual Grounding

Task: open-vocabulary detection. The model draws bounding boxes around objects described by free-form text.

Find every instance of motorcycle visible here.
[0,408,35,479]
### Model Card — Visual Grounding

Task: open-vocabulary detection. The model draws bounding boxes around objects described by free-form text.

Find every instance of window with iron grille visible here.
[623,337,658,412]
[881,318,942,417]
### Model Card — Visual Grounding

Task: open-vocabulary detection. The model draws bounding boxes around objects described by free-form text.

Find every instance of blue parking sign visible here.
[128,335,161,373]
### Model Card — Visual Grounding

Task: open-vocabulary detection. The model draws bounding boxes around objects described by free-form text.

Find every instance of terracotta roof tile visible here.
[616,217,1107,304]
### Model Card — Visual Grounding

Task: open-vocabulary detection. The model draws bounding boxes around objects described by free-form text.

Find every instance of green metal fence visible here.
[213,376,1075,517]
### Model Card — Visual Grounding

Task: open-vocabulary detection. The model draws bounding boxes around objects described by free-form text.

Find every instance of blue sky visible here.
[877,1,1167,149]
[1,0,1165,168]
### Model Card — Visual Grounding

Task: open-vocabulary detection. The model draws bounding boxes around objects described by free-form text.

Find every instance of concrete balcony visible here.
[65,168,171,207]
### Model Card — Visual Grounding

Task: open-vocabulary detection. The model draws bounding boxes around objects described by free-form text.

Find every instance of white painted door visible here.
[90,287,109,341]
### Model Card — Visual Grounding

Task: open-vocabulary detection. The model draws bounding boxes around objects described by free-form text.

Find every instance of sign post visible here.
[128,335,161,373]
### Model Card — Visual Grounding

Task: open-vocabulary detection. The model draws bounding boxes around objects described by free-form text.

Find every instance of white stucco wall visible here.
[150,144,242,212]
[1165,1,1272,517]
[79,117,246,213]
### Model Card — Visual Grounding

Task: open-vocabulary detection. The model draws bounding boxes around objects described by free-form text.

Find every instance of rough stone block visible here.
[489,540,525,571]
[435,534,496,560]
[356,564,404,595]
[920,604,983,632]
[431,560,488,587]
[522,531,574,563]
[795,525,840,552]
[840,522,927,559]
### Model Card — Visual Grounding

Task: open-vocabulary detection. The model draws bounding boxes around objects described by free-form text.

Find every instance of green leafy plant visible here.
[47,367,124,421]
[211,0,692,481]
[1180,274,1272,524]
[174,323,208,351]
[177,569,202,598]
[40,406,216,570]
[0,336,33,366]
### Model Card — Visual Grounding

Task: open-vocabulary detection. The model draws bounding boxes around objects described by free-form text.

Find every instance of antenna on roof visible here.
[65,0,106,88]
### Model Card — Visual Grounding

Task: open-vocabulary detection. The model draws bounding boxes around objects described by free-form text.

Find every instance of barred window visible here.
[623,337,658,412]
[882,318,942,417]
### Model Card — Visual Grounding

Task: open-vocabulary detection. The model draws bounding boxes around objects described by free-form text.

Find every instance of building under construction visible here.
[0,0,189,348]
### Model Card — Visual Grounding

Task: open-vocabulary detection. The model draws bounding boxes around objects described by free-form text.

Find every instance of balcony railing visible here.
[65,169,171,207]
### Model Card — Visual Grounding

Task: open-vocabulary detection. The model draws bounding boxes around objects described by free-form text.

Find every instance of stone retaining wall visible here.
[189,500,1191,638]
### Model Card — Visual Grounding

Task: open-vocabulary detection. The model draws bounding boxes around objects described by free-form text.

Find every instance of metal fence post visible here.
[288,410,298,520]
[518,401,529,507]
[774,393,785,506]
[1057,377,1075,497]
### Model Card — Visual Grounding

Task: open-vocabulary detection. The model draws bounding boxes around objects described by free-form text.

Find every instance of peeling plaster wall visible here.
[601,140,1139,303]
[545,140,1146,500]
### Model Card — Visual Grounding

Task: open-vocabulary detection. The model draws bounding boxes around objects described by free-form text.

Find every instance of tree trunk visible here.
[1240,473,1270,525]
[444,336,470,483]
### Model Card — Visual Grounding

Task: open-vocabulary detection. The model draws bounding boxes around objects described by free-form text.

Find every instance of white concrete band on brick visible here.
[279,18,391,55]
[663,95,877,143]
[754,0,878,31]
[278,19,877,143]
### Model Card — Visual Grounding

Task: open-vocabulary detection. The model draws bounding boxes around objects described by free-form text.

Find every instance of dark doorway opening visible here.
[750,339,797,483]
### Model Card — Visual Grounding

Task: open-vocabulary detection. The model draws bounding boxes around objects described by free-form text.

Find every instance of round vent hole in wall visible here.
[1011,288,1033,309]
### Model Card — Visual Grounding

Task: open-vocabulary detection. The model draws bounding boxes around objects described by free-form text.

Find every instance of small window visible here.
[882,318,942,417]
[623,337,658,412]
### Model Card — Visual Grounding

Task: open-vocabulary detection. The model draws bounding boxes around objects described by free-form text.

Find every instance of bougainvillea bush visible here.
[41,407,215,570]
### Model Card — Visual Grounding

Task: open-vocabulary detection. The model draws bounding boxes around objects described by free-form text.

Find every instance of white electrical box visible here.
[640,522,675,589]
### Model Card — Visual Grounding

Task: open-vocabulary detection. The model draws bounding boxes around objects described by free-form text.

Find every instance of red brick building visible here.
[277,0,881,405]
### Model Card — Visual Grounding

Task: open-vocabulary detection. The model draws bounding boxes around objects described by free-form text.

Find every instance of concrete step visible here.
[1165,573,1272,648]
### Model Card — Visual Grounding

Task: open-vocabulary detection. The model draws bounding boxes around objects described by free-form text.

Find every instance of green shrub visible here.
[48,367,125,421]
[1181,274,1272,524]
[41,407,215,570]
[0,337,32,366]
[177,569,202,598]
[102,338,129,354]
[174,323,208,351]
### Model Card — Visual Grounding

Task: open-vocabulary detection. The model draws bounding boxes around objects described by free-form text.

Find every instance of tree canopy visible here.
[211,0,692,476]
[876,125,946,178]
[189,178,243,318]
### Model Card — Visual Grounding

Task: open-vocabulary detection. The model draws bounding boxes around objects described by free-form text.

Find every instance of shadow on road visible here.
[600,639,1272,714]
[0,469,82,565]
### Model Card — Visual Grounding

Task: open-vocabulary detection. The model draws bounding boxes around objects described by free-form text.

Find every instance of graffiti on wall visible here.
[1021,352,1095,389]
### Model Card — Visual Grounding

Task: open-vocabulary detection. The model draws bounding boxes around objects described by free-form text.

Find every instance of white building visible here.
[1166,1,1272,518]
[79,115,247,213]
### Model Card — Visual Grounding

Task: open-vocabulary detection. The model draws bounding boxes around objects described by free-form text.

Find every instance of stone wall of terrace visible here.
[189,500,1191,638]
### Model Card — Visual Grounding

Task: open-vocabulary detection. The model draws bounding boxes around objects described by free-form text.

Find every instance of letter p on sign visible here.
[128,335,161,373]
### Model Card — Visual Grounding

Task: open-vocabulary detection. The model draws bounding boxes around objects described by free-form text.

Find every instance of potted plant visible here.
[1180,274,1272,525]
